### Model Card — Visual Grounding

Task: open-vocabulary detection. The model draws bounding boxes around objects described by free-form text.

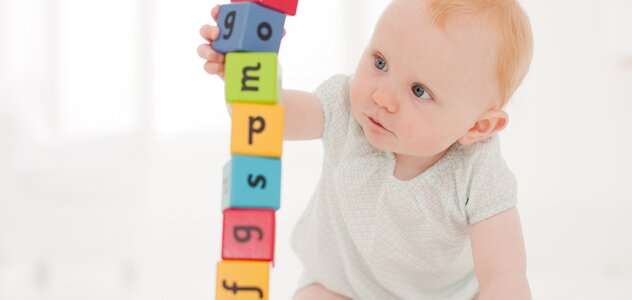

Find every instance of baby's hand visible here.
[198,4,287,80]
[198,5,225,79]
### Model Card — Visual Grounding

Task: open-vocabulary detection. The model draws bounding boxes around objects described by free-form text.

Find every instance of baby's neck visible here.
[392,150,448,181]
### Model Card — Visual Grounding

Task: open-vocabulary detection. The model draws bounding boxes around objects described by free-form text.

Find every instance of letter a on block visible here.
[222,208,275,261]
[231,103,283,158]
[216,260,269,300]
[225,52,281,105]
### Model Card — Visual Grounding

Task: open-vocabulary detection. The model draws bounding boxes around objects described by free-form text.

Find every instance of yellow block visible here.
[231,103,284,158]
[216,260,270,300]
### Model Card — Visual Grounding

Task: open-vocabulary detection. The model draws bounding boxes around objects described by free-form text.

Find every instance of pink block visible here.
[222,208,275,262]
[231,0,298,16]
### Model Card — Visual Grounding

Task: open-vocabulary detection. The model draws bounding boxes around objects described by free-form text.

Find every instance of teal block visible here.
[222,155,281,210]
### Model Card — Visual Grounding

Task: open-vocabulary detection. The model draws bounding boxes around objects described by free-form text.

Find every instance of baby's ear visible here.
[458,109,508,145]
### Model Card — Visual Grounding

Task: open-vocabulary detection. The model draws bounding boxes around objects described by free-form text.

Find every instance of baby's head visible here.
[349,0,532,157]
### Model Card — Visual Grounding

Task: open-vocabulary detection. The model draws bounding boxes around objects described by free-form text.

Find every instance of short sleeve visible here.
[465,138,518,225]
[312,74,352,150]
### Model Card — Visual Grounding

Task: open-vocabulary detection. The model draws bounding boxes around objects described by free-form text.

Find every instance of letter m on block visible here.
[225,52,281,104]
[241,62,261,92]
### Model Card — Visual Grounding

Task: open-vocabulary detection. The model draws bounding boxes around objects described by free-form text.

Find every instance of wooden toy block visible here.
[216,260,270,300]
[232,0,298,16]
[222,155,281,210]
[231,103,284,158]
[222,208,275,261]
[225,52,281,105]
[212,2,286,54]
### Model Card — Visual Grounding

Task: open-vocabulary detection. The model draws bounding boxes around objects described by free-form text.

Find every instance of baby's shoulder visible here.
[443,135,512,184]
[314,74,351,100]
[449,135,502,166]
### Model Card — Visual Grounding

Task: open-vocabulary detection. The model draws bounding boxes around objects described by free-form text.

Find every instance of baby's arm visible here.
[469,208,531,300]
[198,5,324,141]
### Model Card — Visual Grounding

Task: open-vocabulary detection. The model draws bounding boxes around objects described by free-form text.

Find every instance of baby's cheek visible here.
[348,100,362,123]
[349,84,366,104]
[402,130,445,156]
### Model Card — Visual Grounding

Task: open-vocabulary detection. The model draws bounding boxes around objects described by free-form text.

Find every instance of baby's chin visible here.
[352,113,398,153]
[360,125,395,153]
[362,126,455,158]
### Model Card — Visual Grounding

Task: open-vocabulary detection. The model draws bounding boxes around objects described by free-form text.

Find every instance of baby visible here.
[198,0,533,299]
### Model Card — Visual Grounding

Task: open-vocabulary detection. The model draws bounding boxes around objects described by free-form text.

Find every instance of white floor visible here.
[1,133,631,299]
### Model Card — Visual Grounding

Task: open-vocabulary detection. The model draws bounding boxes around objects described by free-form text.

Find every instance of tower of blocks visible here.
[212,0,298,299]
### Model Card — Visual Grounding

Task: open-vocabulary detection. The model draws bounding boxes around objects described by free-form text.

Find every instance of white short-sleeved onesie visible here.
[290,75,517,300]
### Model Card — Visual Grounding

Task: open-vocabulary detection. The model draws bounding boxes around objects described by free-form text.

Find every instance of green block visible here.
[225,52,281,104]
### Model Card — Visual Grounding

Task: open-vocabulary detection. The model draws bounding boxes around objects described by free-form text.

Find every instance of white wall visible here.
[0,0,631,299]
[508,1,632,298]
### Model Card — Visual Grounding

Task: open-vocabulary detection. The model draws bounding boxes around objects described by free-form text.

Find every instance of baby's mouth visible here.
[369,116,383,128]
[368,116,390,132]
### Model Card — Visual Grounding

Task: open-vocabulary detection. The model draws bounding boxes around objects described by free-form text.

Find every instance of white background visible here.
[1,0,632,299]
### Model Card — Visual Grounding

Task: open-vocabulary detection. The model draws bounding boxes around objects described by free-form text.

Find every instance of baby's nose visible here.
[372,89,399,113]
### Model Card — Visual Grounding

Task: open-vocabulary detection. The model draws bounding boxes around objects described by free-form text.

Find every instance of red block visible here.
[222,208,275,262]
[231,0,298,16]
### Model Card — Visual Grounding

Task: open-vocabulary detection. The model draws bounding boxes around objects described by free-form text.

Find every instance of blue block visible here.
[222,155,281,210]
[212,2,286,54]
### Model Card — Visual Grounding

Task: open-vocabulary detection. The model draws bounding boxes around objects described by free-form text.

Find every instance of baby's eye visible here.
[374,56,388,71]
[412,84,432,100]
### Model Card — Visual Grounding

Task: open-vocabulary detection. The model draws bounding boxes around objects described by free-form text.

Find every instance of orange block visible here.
[216,260,270,300]
[231,103,284,158]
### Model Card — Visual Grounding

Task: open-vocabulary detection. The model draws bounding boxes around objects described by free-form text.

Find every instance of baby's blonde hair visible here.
[429,0,533,107]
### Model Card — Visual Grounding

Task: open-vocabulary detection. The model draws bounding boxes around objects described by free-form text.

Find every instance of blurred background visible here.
[1,0,631,299]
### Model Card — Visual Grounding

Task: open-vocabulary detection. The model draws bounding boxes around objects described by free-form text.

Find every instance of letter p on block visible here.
[231,103,284,158]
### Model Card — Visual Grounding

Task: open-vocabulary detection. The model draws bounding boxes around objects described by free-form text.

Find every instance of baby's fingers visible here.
[211,4,220,22]
[197,44,225,62]
[200,24,219,43]
[204,61,225,79]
